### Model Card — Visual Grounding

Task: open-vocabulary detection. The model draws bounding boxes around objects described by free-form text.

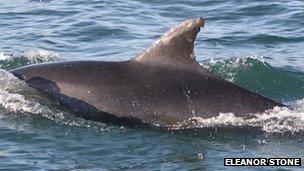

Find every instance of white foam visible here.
[199,55,265,82]
[0,52,11,60]
[0,49,59,63]
[0,70,60,116]
[170,102,304,134]
[23,49,59,62]
[201,55,265,68]
[0,70,79,126]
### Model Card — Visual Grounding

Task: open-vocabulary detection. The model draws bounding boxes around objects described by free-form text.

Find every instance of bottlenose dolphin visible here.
[11,18,283,128]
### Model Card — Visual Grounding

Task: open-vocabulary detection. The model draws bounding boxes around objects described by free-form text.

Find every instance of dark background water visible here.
[0,0,304,170]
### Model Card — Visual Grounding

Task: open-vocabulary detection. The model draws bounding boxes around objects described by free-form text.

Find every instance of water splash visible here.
[171,101,304,134]
[200,55,265,82]
[0,69,113,131]
[0,49,59,70]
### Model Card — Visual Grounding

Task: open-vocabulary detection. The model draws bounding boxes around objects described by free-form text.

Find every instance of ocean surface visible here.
[0,0,304,170]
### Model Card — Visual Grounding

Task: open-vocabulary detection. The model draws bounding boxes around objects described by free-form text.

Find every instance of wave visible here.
[200,56,304,102]
[170,102,304,134]
[236,3,286,17]
[59,24,129,42]
[204,35,304,46]
[0,49,59,70]
[247,34,304,44]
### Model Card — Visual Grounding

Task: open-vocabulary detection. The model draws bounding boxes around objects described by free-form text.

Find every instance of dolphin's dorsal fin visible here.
[132,18,204,66]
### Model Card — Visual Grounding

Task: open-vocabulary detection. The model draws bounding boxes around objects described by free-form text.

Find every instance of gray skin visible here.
[11,18,284,128]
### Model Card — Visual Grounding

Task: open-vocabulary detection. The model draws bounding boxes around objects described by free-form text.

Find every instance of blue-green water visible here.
[0,0,304,170]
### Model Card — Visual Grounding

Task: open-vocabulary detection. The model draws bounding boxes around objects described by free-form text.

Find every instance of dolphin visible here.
[11,18,284,128]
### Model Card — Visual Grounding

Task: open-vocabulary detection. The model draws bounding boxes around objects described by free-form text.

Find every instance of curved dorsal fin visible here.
[132,18,204,66]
